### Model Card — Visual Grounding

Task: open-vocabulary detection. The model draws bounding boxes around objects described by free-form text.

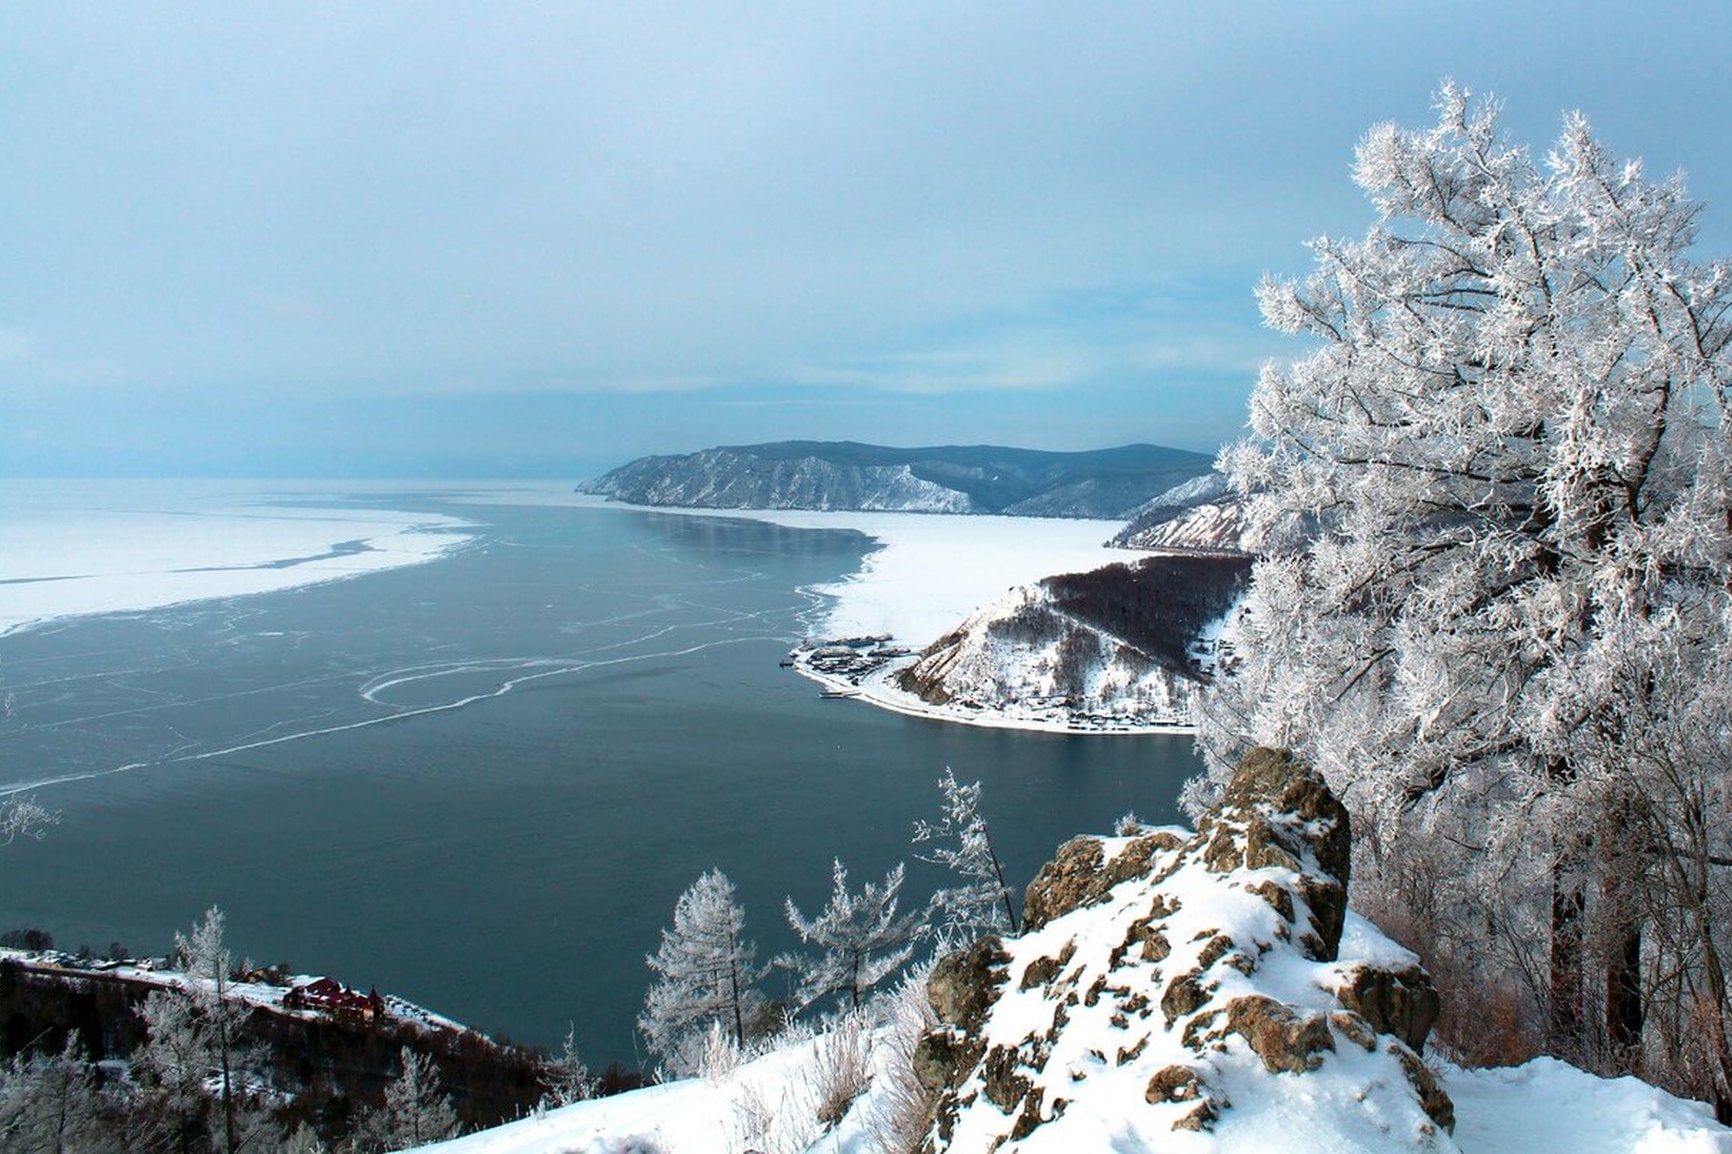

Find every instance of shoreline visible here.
[787,644,1199,737]
[559,495,1198,737]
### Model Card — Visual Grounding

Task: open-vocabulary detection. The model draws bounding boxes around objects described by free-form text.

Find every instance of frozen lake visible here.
[0,484,1203,1065]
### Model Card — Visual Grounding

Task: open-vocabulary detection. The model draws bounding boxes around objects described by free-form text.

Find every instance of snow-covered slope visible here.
[580,442,1215,520]
[893,555,1251,728]
[1109,472,1250,553]
[1113,500,1250,553]
[1106,472,1315,555]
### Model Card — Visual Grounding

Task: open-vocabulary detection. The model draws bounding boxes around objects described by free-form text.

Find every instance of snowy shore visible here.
[0,480,474,636]
[543,494,1200,735]
[492,491,1189,735]
[788,648,1195,736]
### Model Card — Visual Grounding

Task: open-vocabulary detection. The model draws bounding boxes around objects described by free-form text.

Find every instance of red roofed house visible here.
[284,977,386,1022]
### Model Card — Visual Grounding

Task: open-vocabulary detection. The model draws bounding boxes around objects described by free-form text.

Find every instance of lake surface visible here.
[0,494,1203,1064]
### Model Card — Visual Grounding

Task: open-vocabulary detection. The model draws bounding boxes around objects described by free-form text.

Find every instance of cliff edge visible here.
[919,747,1453,1151]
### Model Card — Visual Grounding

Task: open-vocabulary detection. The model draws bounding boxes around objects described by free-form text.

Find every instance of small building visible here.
[284,977,387,1022]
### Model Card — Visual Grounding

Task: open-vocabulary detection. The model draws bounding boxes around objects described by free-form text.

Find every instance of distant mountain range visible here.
[579,441,1215,520]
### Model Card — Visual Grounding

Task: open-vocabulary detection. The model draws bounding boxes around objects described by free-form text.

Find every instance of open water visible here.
[0,495,1202,1064]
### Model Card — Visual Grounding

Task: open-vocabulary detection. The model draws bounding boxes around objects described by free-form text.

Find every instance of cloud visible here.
[4,3,1732,473]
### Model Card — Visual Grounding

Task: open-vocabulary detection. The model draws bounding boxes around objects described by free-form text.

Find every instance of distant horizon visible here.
[2,435,1223,484]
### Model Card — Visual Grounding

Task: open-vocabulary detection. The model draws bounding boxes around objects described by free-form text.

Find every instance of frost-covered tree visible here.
[1201,84,1732,1094]
[352,1047,458,1152]
[782,860,922,1013]
[135,907,271,1153]
[0,795,58,846]
[639,869,768,1075]
[913,769,1019,937]
[0,1036,110,1153]
[540,1023,597,1109]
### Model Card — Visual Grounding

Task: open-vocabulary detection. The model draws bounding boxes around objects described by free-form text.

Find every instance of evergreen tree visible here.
[638,869,767,1076]
[540,1024,596,1109]
[0,1036,110,1154]
[353,1048,458,1152]
[782,859,922,1013]
[913,769,1019,938]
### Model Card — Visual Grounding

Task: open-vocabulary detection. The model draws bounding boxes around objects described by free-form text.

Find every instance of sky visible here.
[5,2,1732,480]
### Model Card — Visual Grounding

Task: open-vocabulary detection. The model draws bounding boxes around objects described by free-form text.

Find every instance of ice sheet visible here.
[0,479,473,636]
[465,489,1143,647]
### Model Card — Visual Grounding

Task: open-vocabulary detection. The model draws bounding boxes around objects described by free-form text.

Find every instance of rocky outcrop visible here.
[922,747,1453,1151]
[579,441,1215,520]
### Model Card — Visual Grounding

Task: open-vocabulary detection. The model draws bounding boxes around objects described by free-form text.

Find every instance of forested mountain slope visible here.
[580,441,1215,519]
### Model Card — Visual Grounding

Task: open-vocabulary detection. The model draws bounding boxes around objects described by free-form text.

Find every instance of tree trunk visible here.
[1550,873,1585,1058]
[1605,924,1644,1072]
[986,836,1020,935]
[1601,790,1646,1074]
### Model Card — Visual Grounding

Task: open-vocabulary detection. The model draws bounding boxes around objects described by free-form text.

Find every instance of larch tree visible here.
[135,907,271,1153]
[0,1036,111,1154]
[1198,83,1732,1102]
[638,869,767,1076]
[913,769,1019,938]
[353,1047,458,1152]
[782,859,923,1013]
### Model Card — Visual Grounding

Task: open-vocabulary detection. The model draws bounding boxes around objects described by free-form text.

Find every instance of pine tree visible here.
[540,1024,596,1109]
[913,769,1019,938]
[353,1047,458,1152]
[638,869,767,1076]
[782,859,922,1013]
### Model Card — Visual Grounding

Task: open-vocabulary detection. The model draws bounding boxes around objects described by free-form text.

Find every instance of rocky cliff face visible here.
[580,441,1215,519]
[917,748,1452,1151]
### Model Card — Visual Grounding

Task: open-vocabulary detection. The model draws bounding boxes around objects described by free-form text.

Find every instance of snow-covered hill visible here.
[579,442,1215,520]
[1108,473,1251,553]
[890,555,1251,729]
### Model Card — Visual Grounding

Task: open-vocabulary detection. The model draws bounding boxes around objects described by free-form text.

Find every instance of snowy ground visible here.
[419,1035,1732,1153]
[0,479,473,636]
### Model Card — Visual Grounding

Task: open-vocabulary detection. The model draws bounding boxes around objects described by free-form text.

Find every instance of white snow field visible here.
[0,479,473,636]
[420,1034,1732,1153]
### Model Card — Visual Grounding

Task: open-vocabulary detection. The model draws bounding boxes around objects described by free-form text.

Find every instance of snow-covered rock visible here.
[919,747,1456,1151]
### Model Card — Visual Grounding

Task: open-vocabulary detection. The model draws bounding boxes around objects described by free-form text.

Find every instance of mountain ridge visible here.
[580,441,1216,520]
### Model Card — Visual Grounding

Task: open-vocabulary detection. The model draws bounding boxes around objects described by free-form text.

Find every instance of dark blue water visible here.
[0,498,1202,1064]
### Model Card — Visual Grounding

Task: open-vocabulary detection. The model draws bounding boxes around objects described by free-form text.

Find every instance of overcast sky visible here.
[5,2,1732,478]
